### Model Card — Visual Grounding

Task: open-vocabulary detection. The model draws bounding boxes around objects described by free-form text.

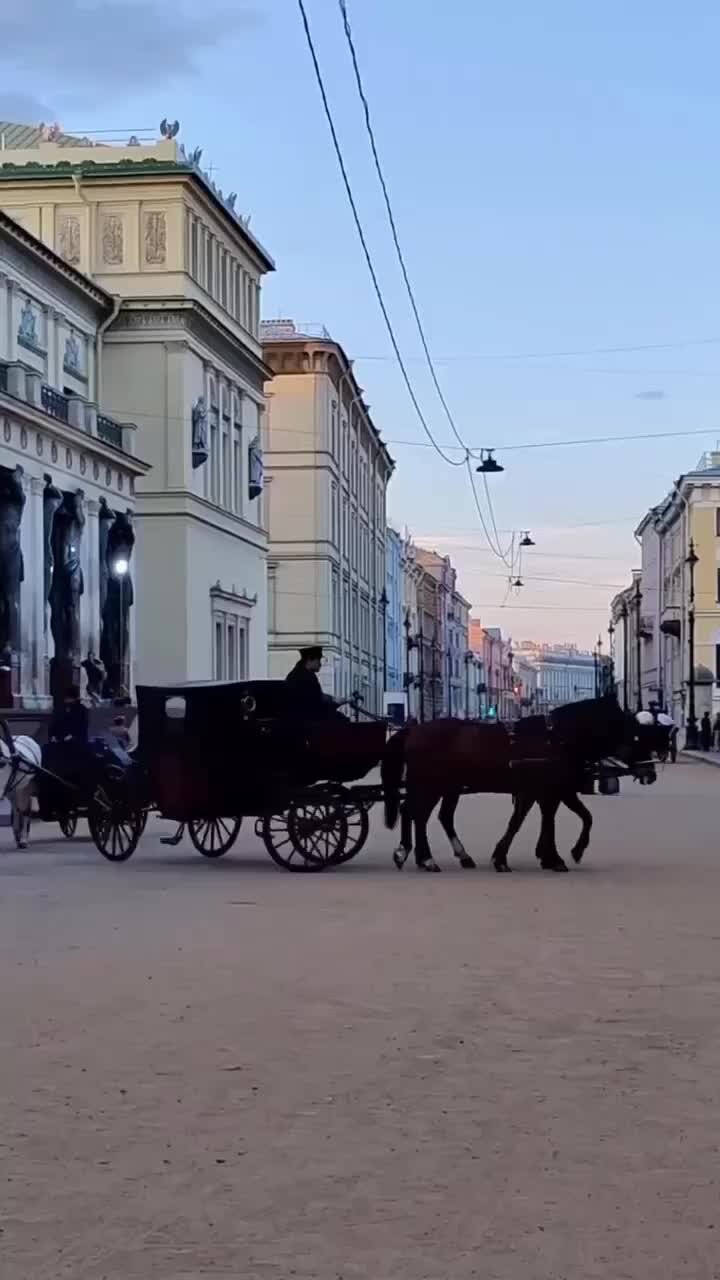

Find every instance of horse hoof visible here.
[492,858,512,873]
[458,854,476,870]
[392,849,407,871]
[540,856,568,873]
[17,841,27,850]
[417,858,441,873]
[571,846,585,864]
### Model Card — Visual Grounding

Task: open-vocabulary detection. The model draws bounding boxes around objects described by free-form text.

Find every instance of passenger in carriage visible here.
[285,646,339,720]
[48,685,89,744]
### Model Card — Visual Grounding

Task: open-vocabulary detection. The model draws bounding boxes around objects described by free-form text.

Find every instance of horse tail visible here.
[382,729,406,829]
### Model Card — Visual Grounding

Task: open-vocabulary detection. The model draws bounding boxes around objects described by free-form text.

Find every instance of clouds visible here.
[0,0,261,108]
[634,390,667,400]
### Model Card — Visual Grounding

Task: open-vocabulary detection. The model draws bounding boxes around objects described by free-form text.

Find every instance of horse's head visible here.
[550,695,666,783]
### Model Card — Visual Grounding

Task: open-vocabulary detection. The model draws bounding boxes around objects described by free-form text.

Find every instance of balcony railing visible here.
[97,414,123,449]
[41,384,69,422]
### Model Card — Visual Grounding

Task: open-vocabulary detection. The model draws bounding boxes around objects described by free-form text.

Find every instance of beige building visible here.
[629,453,720,731]
[261,321,394,711]
[0,122,274,684]
[0,208,148,708]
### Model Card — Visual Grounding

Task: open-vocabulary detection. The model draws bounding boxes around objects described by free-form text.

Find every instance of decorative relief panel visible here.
[101,215,124,266]
[57,214,81,266]
[143,211,167,265]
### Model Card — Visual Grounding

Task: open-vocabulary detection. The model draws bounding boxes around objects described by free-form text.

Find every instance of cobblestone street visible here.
[2,759,720,1278]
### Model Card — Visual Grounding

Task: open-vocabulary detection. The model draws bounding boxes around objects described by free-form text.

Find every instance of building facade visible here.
[529,647,596,710]
[0,122,274,685]
[384,525,403,695]
[628,454,720,732]
[261,321,394,712]
[0,210,148,708]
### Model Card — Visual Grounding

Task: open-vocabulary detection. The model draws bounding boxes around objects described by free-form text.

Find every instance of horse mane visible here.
[550,695,627,756]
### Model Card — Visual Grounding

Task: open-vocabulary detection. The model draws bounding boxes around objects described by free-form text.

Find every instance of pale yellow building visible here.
[626,452,720,733]
[261,321,394,710]
[0,122,274,684]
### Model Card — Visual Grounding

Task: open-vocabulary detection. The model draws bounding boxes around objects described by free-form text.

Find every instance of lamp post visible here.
[685,538,699,749]
[608,620,616,698]
[464,651,473,719]
[431,626,439,719]
[403,608,414,717]
[418,621,425,722]
[379,587,388,708]
[621,601,629,711]
[634,577,643,710]
[113,556,129,694]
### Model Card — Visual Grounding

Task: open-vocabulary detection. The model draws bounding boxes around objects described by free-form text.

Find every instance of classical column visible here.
[83,499,101,667]
[19,477,48,707]
[6,279,17,361]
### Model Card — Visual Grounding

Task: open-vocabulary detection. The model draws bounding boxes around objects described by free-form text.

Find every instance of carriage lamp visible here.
[114,557,129,577]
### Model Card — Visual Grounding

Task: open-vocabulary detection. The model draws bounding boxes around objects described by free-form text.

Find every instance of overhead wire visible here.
[295,0,465,469]
[332,0,513,565]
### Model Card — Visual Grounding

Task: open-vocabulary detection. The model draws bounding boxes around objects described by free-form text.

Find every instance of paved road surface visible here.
[2,759,720,1278]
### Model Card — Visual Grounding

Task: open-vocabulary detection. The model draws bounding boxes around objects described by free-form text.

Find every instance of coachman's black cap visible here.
[299,646,323,661]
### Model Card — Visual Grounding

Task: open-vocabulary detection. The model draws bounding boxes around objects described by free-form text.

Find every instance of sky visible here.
[3,0,720,648]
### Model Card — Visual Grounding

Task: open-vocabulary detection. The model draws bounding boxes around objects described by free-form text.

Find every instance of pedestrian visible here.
[713,711,720,751]
[48,684,89,744]
[700,711,712,752]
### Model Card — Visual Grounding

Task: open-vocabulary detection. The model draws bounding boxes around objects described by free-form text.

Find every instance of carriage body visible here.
[135,680,386,823]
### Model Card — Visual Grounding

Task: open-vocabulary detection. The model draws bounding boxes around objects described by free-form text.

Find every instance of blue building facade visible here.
[384,526,404,694]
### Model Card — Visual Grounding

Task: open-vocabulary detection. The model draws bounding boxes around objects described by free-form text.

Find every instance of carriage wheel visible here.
[188,817,242,858]
[88,788,144,863]
[290,801,349,868]
[330,803,370,865]
[261,801,348,872]
[59,811,78,839]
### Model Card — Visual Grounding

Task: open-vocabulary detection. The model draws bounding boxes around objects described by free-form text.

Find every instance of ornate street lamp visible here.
[685,539,699,749]
[379,587,388,700]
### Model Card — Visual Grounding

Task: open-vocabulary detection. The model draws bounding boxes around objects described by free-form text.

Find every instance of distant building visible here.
[624,451,720,732]
[384,526,403,695]
[261,321,394,711]
[531,650,596,710]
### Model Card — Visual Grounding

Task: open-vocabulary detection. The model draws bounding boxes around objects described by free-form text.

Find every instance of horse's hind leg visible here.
[491,793,533,872]
[438,792,475,869]
[563,791,593,863]
[393,801,414,870]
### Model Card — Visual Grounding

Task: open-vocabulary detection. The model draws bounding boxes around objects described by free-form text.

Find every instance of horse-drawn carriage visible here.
[0,682,668,873]
[127,679,387,869]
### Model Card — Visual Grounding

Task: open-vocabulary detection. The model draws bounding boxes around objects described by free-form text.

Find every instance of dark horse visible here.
[381,698,666,873]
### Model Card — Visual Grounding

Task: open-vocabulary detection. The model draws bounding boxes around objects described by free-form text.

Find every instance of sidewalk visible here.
[681,749,720,768]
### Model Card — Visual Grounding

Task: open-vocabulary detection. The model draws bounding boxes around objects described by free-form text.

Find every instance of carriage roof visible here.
[135,680,296,749]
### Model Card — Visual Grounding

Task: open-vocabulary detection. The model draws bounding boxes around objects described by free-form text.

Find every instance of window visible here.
[190,218,199,278]
[331,569,340,636]
[212,607,250,680]
[716,643,720,684]
[716,567,720,604]
[331,400,338,458]
[342,421,348,474]
[222,429,229,509]
[331,481,338,546]
[233,428,242,514]
[214,620,224,679]
[220,249,227,308]
[342,498,349,558]
[205,234,214,294]
[716,508,720,536]
[235,267,242,320]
